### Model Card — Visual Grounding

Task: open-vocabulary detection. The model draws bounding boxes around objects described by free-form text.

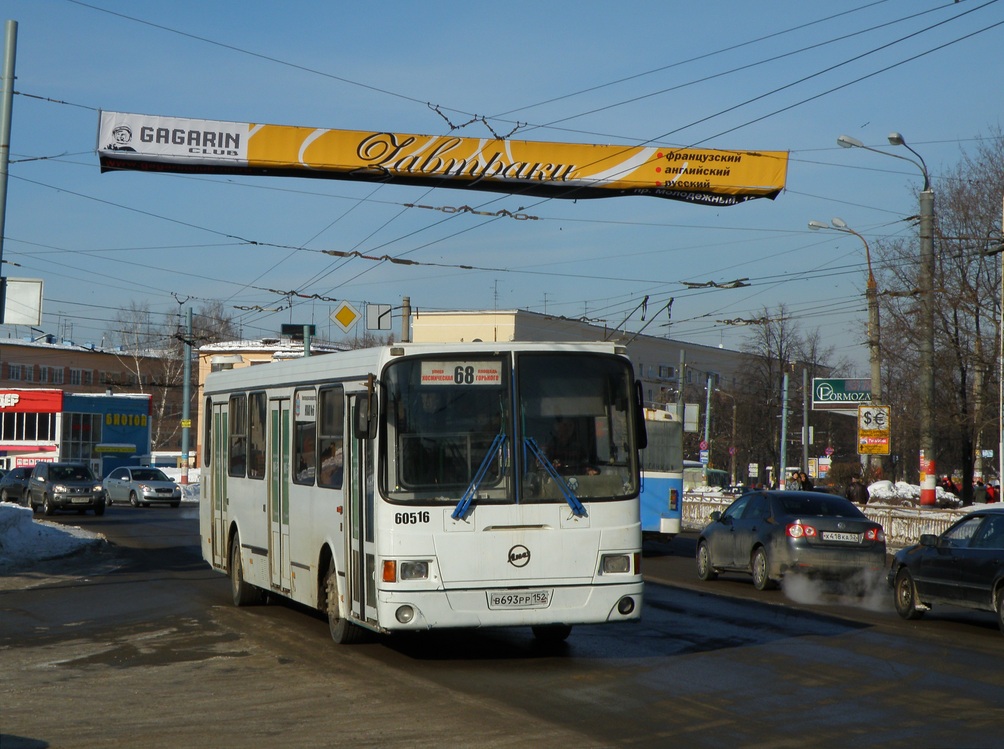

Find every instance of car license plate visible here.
[487,589,552,610]
[71,497,91,504]
[822,531,860,543]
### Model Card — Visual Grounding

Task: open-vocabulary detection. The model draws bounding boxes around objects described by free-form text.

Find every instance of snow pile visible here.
[0,503,105,565]
[0,468,200,568]
[868,480,962,508]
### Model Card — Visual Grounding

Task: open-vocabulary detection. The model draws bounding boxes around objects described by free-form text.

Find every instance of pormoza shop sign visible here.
[812,378,871,411]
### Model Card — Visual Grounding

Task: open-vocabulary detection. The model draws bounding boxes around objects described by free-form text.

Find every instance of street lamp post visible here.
[809,217,882,474]
[716,389,737,487]
[838,132,935,505]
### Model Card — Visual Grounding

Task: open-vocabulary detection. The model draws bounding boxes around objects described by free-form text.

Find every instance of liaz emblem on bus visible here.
[421,361,501,386]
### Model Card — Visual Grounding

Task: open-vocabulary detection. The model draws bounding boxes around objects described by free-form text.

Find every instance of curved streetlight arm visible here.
[837,134,930,191]
[807,218,875,286]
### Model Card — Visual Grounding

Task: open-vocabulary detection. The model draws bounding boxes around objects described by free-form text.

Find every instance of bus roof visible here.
[203,340,630,395]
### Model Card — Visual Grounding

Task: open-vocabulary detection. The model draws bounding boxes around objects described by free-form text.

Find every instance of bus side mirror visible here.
[354,398,373,439]
[634,381,648,450]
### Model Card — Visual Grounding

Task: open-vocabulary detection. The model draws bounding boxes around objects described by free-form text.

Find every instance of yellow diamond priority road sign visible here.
[331,302,360,333]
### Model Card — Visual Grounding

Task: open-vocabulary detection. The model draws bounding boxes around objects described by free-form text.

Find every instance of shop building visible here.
[0,387,152,478]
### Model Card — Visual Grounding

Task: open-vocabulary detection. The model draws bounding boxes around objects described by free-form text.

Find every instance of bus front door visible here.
[211,403,228,569]
[346,394,377,626]
[269,399,292,592]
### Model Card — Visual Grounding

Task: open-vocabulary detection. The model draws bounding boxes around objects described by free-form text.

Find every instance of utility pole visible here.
[0,20,18,323]
[802,367,809,472]
[180,306,192,485]
[780,371,789,488]
[704,374,713,467]
[401,296,411,342]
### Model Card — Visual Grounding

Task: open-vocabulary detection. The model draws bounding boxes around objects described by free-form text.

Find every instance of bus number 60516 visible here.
[395,511,431,525]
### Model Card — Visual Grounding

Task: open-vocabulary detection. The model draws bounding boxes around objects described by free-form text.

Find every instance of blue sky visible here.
[2,0,1002,371]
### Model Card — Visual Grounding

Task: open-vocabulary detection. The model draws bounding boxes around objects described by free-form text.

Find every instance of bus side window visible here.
[293,388,317,485]
[228,394,247,477]
[318,386,344,489]
[247,391,267,480]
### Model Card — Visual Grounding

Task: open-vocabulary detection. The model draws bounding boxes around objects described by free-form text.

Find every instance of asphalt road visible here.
[2,509,1003,748]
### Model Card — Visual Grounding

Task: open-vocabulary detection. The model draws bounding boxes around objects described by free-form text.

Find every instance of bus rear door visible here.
[269,398,292,592]
[211,402,228,569]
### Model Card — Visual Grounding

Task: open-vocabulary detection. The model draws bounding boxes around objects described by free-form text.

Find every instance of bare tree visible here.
[108,300,240,452]
[874,127,1004,493]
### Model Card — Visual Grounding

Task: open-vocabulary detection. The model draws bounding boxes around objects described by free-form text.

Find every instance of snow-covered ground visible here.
[0,468,199,568]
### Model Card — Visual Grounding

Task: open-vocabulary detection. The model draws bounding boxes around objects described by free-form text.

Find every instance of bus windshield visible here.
[383,352,638,505]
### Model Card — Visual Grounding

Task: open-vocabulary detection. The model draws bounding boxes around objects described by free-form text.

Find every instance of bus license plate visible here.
[822,531,860,543]
[487,589,552,610]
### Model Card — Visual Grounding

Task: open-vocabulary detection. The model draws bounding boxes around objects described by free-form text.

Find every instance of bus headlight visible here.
[601,554,631,574]
[399,561,430,581]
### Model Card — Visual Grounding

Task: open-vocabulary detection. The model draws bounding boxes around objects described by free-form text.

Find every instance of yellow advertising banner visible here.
[98,111,788,206]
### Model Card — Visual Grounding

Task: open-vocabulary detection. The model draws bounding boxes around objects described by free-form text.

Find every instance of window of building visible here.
[658,365,675,380]
[70,369,83,386]
[61,413,101,461]
[1,410,57,442]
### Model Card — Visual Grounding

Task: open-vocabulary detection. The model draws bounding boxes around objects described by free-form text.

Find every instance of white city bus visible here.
[200,341,646,644]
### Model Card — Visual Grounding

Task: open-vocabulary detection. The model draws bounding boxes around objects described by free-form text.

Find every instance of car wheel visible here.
[997,588,1004,635]
[94,501,106,517]
[170,501,180,508]
[230,536,262,607]
[696,540,718,581]
[894,568,925,620]
[42,494,55,516]
[751,547,776,591]
[324,560,364,644]
[129,491,140,508]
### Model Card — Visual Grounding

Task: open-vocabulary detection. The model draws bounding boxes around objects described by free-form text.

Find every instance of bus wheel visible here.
[325,562,364,644]
[532,624,572,643]
[230,537,262,607]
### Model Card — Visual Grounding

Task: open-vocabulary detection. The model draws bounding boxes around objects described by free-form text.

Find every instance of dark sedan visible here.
[889,506,1004,633]
[696,490,887,591]
[0,466,33,505]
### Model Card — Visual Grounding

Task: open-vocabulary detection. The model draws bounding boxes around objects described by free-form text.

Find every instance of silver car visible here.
[103,466,182,508]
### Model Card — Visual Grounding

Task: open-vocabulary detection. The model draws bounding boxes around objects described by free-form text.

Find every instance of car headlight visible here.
[54,483,68,493]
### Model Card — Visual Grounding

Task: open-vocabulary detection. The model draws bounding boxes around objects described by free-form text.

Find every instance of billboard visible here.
[812,378,871,412]
[98,111,788,207]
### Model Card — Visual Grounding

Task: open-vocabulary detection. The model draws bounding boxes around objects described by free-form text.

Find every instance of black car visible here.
[696,490,887,591]
[0,466,33,505]
[889,506,1004,633]
[27,461,106,516]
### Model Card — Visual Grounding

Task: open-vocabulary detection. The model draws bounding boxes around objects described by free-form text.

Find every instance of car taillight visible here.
[865,527,885,542]
[787,522,817,538]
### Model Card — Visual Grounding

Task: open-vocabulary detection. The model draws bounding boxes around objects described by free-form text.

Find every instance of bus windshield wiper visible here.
[452,432,507,520]
[523,438,587,517]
